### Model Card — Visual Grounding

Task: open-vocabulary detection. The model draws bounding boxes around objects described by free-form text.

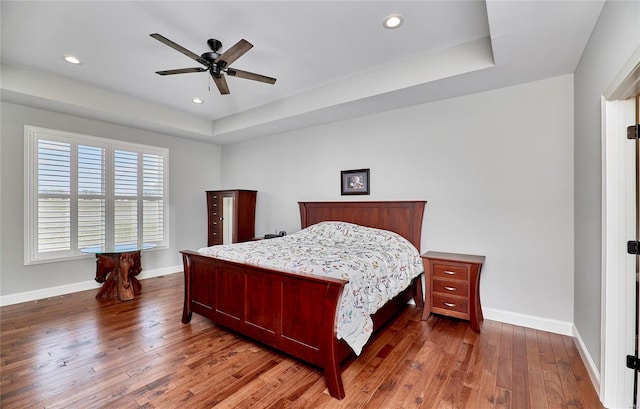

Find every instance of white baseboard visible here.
[0,265,182,307]
[572,324,602,396]
[483,307,574,336]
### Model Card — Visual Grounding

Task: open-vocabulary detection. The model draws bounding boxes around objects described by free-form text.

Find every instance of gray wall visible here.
[222,75,576,329]
[573,0,640,372]
[0,101,222,296]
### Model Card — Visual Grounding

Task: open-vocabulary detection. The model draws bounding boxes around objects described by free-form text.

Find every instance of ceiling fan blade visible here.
[216,39,253,66]
[227,68,277,84]
[212,73,230,95]
[156,67,207,75]
[150,33,209,66]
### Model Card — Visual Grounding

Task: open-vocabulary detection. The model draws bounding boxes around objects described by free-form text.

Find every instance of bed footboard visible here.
[181,250,349,399]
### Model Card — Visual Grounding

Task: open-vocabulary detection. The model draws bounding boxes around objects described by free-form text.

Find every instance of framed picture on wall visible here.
[341,168,370,195]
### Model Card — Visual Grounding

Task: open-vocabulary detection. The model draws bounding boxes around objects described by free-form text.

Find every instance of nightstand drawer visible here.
[432,294,468,314]
[432,263,469,281]
[432,278,468,297]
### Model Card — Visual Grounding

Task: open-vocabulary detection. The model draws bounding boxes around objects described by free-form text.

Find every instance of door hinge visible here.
[627,355,640,371]
[628,124,639,139]
[629,241,640,255]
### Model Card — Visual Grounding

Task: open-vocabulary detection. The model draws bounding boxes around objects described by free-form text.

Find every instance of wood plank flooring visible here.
[0,273,603,408]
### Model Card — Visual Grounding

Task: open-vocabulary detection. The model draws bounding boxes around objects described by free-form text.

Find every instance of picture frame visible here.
[341,168,370,195]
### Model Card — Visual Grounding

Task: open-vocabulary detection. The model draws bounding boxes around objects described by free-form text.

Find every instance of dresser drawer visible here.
[432,294,468,314]
[208,236,222,246]
[210,218,221,230]
[432,278,468,297]
[432,263,469,281]
[208,225,222,245]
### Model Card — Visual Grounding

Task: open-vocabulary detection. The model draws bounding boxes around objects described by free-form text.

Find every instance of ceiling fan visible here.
[150,33,277,95]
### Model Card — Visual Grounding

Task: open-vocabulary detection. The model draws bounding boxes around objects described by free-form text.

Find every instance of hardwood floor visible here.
[1,273,602,409]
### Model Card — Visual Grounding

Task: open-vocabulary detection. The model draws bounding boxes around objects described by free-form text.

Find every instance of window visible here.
[25,126,169,264]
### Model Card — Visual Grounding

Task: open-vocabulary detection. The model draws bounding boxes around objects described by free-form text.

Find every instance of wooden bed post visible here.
[181,252,193,324]
[324,358,346,399]
[319,282,347,399]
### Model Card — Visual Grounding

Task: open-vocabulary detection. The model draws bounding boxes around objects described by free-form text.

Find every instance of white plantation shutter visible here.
[78,144,106,249]
[114,149,138,245]
[37,139,72,253]
[25,126,169,264]
[143,153,165,243]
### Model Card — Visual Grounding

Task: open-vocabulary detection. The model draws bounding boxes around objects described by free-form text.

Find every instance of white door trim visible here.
[601,45,640,409]
[601,97,636,409]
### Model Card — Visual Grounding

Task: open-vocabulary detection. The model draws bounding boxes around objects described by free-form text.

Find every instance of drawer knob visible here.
[444,270,456,275]
[444,286,456,291]
[444,302,456,307]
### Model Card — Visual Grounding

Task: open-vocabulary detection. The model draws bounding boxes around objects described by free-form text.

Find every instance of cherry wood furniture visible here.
[206,190,257,246]
[181,200,426,399]
[421,251,485,332]
[82,243,156,301]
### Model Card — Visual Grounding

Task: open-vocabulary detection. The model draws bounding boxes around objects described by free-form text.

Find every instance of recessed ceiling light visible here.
[192,98,204,104]
[63,55,81,65]
[383,14,404,29]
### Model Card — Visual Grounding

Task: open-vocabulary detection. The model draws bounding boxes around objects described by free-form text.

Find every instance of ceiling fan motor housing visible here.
[201,51,221,63]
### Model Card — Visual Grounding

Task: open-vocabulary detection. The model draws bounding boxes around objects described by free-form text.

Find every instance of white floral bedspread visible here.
[197,221,423,355]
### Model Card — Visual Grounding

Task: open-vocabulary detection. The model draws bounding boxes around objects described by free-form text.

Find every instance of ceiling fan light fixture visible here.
[63,55,82,65]
[192,98,204,104]
[383,14,404,29]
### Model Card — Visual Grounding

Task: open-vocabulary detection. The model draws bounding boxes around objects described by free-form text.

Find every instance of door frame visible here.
[601,46,640,409]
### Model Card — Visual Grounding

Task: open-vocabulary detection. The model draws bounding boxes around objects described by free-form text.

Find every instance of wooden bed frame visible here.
[180,200,426,399]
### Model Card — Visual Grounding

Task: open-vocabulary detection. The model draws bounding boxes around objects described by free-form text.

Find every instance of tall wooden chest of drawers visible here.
[206,190,257,246]
[421,251,485,333]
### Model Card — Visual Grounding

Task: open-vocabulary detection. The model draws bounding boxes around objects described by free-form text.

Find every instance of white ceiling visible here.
[1,1,604,145]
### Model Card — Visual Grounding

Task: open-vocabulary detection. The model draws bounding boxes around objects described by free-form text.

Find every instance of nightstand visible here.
[421,251,485,333]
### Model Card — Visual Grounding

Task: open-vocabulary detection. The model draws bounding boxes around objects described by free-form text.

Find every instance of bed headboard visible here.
[298,201,427,251]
